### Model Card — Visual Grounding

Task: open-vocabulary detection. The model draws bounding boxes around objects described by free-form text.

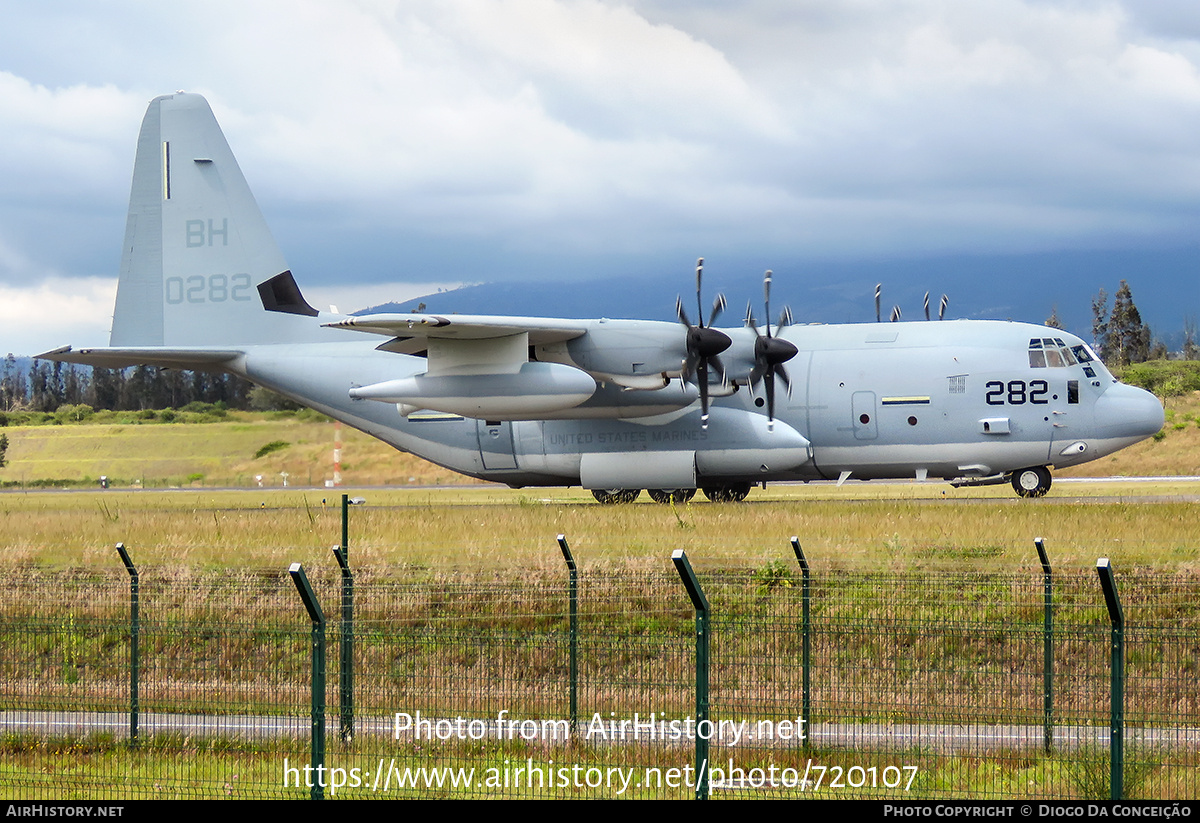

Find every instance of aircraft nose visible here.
[1093,382,1164,441]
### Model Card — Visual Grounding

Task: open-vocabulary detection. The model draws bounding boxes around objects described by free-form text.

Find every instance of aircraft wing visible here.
[324,313,589,354]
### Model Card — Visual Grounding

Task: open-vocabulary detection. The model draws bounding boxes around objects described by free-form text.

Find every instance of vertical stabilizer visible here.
[110,93,322,347]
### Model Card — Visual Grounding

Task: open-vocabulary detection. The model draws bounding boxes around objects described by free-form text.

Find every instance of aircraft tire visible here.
[701,483,752,503]
[1011,466,1052,498]
[647,488,697,504]
[591,488,642,505]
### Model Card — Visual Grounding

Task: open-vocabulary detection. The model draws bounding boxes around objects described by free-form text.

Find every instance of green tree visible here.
[1091,289,1109,360]
[0,433,8,468]
[1107,280,1150,367]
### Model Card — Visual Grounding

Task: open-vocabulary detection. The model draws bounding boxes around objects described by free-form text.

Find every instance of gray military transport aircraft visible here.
[40,93,1165,502]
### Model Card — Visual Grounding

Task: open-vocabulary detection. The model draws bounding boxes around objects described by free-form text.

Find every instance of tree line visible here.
[0,357,263,414]
[1075,280,1197,366]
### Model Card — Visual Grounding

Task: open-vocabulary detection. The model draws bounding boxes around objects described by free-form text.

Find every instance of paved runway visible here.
[6,709,1198,754]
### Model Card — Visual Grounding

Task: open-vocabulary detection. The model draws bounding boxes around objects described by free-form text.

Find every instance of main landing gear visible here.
[647,488,697,504]
[590,483,753,504]
[701,483,752,503]
[1010,466,1052,498]
[591,488,642,504]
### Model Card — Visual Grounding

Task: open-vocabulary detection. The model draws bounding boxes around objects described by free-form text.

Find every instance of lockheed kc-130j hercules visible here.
[40,93,1165,502]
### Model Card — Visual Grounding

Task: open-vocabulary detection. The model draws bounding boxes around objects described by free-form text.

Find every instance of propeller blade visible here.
[676,296,691,328]
[778,306,793,329]
[924,291,930,321]
[708,293,727,328]
[939,294,948,320]
[709,353,727,384]
[890,305,901,322]
[765,369,776,426]
[776,363,791,394]
[875,284,881,323]
[763,270,773,336]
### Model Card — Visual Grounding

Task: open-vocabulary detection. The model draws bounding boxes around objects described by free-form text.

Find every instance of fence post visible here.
[332,546,354,743]
[1096,557,1124,800]
[672,549,710,800]
[1034,537,1053,753]
[289,562,327,800]
[337,493,365,745]
[557,535,578,730]
[790,537,811,750]
[341,493,349,558]
[115,543,138,748]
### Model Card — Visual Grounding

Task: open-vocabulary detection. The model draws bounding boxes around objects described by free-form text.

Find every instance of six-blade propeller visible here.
[746,270,798,430]
[676,258,731,429]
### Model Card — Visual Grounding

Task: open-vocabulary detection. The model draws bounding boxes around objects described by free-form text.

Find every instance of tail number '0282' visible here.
[985,379,1049,405]
[165,274,254,304]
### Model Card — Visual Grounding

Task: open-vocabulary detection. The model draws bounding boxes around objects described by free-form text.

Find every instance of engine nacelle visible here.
[350,361,596,419]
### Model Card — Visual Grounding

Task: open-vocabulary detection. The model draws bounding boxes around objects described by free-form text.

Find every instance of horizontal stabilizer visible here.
[38,345,241,370]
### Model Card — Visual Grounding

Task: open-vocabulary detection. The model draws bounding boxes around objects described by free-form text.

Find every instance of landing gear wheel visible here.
[1010,466,1052,498]
[591,488,642,505]
[647,488,697,504]
[701,483,752,503]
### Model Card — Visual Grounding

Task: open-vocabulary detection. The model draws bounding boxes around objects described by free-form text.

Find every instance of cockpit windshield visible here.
[1028,338,1110,381]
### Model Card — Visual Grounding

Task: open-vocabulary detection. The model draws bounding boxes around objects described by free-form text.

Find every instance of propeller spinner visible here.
[676,258,731,428]
[746,270,798,429]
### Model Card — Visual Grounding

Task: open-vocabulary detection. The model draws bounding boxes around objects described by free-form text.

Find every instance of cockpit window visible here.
[1029,339,1082,369]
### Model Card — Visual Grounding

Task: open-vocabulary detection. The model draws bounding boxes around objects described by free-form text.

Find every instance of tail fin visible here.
[111,93,324,347]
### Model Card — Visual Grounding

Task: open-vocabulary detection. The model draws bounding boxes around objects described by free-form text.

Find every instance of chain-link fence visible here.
[2,547,1197,799]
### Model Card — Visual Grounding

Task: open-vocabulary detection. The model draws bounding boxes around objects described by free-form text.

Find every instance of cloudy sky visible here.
[2,0,1199,355]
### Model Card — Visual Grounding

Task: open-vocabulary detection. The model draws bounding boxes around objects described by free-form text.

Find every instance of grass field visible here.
[0,412,478,489]
[1,481,1196,573]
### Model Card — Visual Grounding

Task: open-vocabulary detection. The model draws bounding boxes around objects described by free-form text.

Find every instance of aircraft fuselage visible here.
[232,317,1163,496]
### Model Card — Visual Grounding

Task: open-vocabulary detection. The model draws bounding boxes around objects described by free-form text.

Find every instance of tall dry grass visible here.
[0,485,1196,572]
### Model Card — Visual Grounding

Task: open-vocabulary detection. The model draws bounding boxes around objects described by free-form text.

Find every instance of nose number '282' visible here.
[984,380,1049,405]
